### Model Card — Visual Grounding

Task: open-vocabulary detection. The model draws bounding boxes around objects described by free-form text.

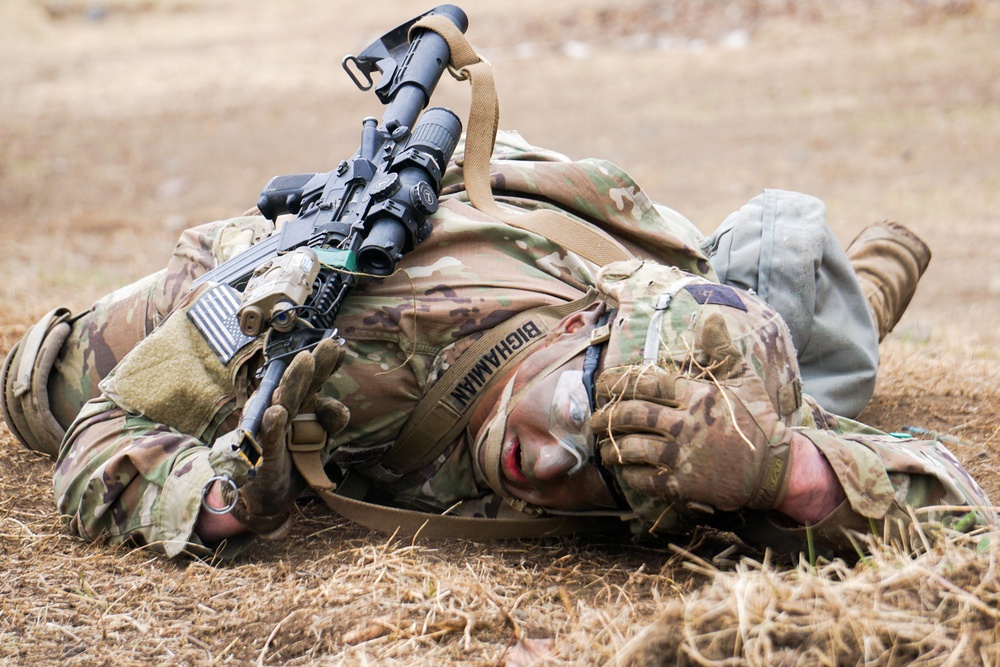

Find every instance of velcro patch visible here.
[188,284,256,363]
[684,283,747,312]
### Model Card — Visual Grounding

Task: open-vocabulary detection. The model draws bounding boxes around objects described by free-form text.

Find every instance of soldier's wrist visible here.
[773,431,846,524]
[195,478,250,543]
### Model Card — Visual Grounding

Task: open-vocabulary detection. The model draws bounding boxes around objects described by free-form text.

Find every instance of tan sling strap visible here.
[381,289,600,479]
[410,16,635,268]
[290,290,598,492]
[289,437,627,540]
[306,484,626,541]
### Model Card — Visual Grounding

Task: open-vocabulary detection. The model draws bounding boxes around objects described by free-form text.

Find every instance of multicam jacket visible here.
[43,133,995,559]
[51,133,713,557]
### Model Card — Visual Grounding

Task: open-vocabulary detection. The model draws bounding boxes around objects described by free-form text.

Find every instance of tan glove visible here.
[227,338,350,534]
[591,314,794,518]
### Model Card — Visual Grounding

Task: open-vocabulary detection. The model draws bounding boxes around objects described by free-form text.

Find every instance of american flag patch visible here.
[188,284,257,363]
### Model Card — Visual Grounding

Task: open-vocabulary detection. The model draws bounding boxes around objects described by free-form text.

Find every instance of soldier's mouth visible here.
[502,437,530,486]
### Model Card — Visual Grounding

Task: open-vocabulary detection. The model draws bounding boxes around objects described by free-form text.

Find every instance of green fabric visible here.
[101,289,248,440]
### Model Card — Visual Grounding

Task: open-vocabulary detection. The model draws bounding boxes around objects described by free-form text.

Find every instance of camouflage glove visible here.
[591,314,794,517]
[227,338,350,534]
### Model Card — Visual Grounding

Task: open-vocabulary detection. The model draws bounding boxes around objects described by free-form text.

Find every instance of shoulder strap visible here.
[289,427,627,540]
[311,484,625,540]
[381,290,599,479]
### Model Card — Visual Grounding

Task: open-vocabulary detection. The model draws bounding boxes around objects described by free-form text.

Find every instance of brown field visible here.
[2,1,999,664]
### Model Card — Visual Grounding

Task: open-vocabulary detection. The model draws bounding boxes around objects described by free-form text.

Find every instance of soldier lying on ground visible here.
[2,133,994,559]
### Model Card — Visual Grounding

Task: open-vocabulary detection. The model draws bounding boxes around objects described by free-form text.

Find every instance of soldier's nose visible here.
[528,441,578,481]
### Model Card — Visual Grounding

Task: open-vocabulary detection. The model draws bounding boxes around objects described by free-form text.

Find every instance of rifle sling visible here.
[291,446,625,539]
[312,472,625,539]
[288,20,638,539]
[411,15,635,267]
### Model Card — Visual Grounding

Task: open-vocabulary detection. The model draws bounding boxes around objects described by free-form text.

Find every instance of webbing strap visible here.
[290,445,625,539]
[312,482,624,540]
[383,290,599,476]
[411,16,635,267]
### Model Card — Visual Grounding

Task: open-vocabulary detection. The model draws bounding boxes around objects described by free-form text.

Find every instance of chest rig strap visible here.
[381,289,601,479]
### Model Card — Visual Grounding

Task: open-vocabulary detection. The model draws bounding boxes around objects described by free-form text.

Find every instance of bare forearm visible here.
[775,432,847,525]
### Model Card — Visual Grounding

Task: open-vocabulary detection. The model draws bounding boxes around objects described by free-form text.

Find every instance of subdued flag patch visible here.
[684,283,748,311]
[188,284,256,363]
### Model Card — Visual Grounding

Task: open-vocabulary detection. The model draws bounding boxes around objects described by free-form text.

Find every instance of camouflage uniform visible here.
[27,133,707,557]
[587,260,995,555]
[3,133,993,558]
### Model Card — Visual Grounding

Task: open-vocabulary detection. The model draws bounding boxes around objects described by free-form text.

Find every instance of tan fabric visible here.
[1,308,75,456]
[846,221,931,340]
[101,287,260,439]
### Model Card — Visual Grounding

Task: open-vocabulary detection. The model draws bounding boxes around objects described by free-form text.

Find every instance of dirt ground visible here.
[2,0,1000,664]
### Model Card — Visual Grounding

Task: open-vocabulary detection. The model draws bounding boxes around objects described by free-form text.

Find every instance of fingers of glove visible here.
[618,465,675,499]
[315,396,350,437]
[591,396,693,441]
[306,338,345,397]
[257,404,290,459]
[594,365,683,407]
[273,350,316,416]
[598,434,678,468]
[695,312,745,379]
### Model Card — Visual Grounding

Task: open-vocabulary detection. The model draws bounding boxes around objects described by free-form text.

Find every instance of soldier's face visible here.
[496,357,618,511]
[473,313,618,512]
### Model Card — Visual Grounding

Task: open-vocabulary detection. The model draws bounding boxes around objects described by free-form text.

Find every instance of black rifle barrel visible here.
[383,5,468,130]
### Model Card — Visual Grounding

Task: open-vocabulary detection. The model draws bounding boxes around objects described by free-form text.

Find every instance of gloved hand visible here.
[228,338,350,534]
[590,313,794,517]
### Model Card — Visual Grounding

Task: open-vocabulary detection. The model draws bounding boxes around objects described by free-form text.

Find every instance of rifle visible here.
[192,5,466,467]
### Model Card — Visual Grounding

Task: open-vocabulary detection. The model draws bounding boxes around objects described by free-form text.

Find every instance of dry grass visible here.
[0,429,697,665]
[3,335,999,665]
[620,529,1000,666]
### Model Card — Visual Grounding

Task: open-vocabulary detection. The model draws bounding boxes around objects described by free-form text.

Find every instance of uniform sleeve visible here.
[44,216,280,558]
[797,423,997,528]
[51,280,263,559]
[52,399,251,558]
[728,421,997,556]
